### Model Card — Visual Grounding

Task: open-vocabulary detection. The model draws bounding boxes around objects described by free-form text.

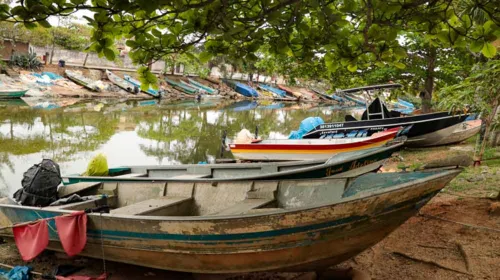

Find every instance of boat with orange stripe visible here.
[229,127,402,161]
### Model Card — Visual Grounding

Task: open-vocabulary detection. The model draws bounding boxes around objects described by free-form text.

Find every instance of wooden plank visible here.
[211,198,275,216]
[111,196,191,215]
[114,173,147,178]
[58,182,101,198]
[169,174,211,179]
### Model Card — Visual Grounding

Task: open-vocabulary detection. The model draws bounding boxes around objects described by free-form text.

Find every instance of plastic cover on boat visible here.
[82,153,109,176]
[288,117,324,139]
[13,159,61,207]
[234,129,257,144]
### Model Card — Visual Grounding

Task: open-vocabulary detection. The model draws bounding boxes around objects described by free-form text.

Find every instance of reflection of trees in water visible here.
[0,107,120,180]
[134,106,348,164]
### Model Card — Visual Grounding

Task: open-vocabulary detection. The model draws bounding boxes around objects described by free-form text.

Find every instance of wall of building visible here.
[1,40,30,60]
[32,46,166,72]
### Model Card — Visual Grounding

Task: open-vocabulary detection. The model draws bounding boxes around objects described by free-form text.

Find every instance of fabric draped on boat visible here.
[13,159,61,207]
[288,117,324,139]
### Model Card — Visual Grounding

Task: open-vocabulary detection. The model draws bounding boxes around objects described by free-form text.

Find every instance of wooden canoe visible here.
[61,141,404,185]
[65,70,101,92]
[0,89,28,99]
[105,70,135,93]
[0,168,462,273]
[230,128,401,161]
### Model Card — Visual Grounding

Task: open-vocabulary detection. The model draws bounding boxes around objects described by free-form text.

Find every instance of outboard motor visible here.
[13,159,61,207]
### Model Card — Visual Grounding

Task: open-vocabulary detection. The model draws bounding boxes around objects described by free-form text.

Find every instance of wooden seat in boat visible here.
[113,173,147,178]
[111,196,192,216]
[58,182,102,198]
[211,198,275,216]
[169,174,211,179]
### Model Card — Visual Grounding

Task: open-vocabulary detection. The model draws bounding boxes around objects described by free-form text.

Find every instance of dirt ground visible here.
[0,143,499,280]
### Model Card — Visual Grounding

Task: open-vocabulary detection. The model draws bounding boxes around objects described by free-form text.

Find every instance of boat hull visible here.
[0,170,460,273]
[303,112,469,145]
[230,130,398,161]
[419,119,482,147]
[0,89,28,99]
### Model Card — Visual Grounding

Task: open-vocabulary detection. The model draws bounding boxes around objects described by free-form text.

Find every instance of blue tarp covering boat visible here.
[288,117,325,139]
[223,80,258,98]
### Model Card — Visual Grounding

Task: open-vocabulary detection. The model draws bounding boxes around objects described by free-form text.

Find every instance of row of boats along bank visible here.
[0,84,481,274]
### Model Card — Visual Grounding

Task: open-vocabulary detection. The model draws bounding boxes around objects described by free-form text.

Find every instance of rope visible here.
[418,213,500,233]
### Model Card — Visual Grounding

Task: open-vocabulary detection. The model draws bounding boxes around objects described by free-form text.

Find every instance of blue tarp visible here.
[288,117,324,139]
[42,72,63,80]
[259,84,287,97]
[0,266,32,280]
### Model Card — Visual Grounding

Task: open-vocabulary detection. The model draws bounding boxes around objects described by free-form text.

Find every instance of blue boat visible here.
[397,98,415,108]
[225,100,258,111]
[223,80,259,98]
[258,84,287,98]
[123,75,160,98]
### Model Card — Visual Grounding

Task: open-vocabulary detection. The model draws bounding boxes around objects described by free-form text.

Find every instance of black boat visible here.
[303,92,469,147]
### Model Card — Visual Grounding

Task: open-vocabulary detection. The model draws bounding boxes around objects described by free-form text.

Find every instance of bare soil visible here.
[1,144,499,279]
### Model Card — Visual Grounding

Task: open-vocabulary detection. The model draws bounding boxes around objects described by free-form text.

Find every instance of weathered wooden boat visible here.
[304,97,469,147]
[223,80,259,98]
[0,88,28,99]
[311,88,347,103]
[230,128,401,161]
[165,77,198,95]
[258,84,287,98]
[105,70,135,93]
[294,87,320,101]
[65,70,101,92]
[0,168,462,273]
[62,141,404,185]
[123,75,160,98]
[421,119,482,147]
[278,85,303,99]
[188,78,218,94]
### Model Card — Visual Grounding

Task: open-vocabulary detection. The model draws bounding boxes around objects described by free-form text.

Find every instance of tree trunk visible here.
[421,46,436,113]
[475,98,499,163]
[49,42,55,65]
[83,53,89,66]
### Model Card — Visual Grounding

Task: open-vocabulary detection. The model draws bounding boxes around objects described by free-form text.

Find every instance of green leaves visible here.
[470,40,484,52]
[393,62,406,69]
[103,48,115,61]
[481,42,497,58]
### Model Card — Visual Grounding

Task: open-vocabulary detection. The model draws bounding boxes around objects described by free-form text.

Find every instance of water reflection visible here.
[0,99,361,196]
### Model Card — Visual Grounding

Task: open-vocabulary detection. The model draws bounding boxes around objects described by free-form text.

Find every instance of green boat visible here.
[165,77,198,95]
[0,89,28,99]
[188,78,218,94]
[65,70,101,92]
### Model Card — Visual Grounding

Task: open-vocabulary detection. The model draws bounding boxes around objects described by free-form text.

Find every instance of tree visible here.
[439,59,500,162]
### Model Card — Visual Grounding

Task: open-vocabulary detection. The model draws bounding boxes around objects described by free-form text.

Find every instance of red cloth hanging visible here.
[55,211,87,256]
[55,273,107,280]
[12,219,49,261]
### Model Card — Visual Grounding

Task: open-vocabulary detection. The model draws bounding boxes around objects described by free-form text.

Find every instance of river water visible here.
[0,98,363,196]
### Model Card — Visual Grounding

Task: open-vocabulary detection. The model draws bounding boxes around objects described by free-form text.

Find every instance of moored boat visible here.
[258,84,287,98]
[188,78,218,94]
[0,168,462,273]
[311,88,347,103]
[229,128,401,161]
[65,70,101,92]
[303,97,469,147]
[278,85,303,99]
[62,141,404,185]
[421,119,482,146]
[223,80,259,98]
[0,88,28,99]
[105,70,135,93]
[123,75,160,98]
[165,77,198,95]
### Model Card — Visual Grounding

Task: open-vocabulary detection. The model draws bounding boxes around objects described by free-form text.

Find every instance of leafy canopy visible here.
[1,0,499,87]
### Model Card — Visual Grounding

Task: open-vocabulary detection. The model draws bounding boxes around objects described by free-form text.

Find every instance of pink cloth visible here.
[13,219,49,261]
[56,273,107,280]
[55,211,87,256]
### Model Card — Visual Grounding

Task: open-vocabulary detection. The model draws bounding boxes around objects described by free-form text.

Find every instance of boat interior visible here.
[41,171,447,217]
[63,147,386,182]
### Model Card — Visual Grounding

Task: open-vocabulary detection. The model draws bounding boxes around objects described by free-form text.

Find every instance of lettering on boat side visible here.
[349,159,378,170]
[325,166,343,176]
[321,123,344,129]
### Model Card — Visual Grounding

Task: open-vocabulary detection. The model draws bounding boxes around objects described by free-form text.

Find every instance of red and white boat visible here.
[229,127,401,161]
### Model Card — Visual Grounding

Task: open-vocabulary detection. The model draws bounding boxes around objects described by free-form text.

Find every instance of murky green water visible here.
[0,98,363,196]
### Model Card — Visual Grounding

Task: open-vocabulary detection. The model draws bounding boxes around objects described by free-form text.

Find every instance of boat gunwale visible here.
[2,168,462,222]
[305,113,469,137]
[63,142,403,182]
